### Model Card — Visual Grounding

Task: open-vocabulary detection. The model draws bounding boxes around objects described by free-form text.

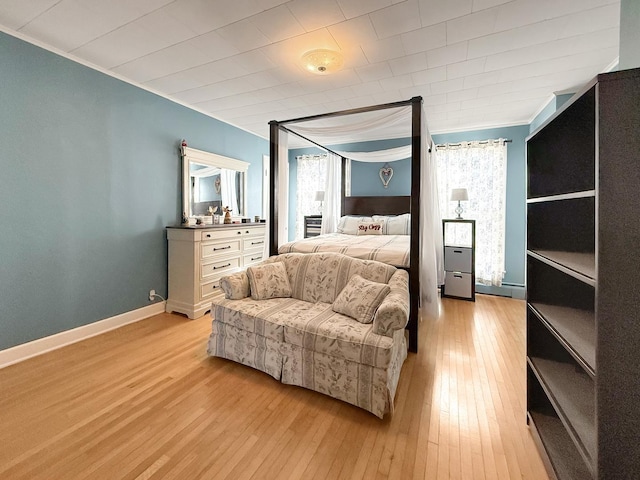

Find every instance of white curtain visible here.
[322,152,342,234]
[263,129,291,258]
[420,114,443,321]
[295,154,327,239]
[277,130,289,245]
[434,140,507,286]
[220,168,238,214]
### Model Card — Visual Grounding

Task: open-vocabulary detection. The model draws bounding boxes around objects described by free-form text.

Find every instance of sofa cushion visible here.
[214,297,298,342]
[281,303,395,369]
[332,274,390,324]
[219,271,250,300]
[247,262,292,300]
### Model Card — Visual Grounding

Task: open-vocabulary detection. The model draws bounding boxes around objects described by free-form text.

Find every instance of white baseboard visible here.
[0,302,166,370]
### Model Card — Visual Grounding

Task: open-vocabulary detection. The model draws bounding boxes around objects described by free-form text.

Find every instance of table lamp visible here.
[450,188,468,219]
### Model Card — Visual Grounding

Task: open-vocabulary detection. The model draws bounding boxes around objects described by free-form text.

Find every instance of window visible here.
[434,140,507,286]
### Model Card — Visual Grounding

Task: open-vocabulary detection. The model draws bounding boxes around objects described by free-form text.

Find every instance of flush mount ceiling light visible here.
[301,49,344,75]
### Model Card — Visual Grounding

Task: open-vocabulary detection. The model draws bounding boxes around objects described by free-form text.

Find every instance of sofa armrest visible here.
[373,269,409,337]
[219,271,250,300]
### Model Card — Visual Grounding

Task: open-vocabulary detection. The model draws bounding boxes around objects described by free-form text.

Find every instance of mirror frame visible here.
[182,146,250,219]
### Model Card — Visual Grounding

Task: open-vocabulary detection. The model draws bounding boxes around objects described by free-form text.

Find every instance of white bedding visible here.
[278,233,410,268]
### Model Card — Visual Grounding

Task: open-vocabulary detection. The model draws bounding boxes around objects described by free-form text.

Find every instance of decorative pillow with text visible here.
[356,220,385,235]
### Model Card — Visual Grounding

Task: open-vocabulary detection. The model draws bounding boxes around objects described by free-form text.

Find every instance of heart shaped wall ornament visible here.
[379,165,394,188]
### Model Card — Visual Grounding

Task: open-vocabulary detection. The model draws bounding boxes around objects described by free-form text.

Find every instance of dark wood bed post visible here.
[409,96,422,353]
[268,120,279,256]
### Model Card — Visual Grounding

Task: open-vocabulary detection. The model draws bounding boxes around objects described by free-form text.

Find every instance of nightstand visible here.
[304,215,322,238]
[441,219,476,301]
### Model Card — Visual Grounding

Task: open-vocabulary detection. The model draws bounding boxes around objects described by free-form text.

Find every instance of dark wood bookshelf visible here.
[526,67,640,479]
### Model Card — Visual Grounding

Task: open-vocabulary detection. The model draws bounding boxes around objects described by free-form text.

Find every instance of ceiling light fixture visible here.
[301,49,344,75]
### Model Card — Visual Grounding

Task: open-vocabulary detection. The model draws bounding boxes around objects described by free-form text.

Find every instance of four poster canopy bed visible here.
[267,97,443,353]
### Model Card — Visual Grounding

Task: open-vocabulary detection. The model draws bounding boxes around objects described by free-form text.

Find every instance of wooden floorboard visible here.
[0,294,548,480]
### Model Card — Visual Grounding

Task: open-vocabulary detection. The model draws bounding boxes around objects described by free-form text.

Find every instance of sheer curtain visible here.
[322,152,342,234]
[278,131,289,245]
[434,140,507,286]
[264,128,290,259]
[295,154,326,239]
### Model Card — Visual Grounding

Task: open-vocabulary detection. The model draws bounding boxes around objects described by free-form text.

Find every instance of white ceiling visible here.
[0,0,620,143]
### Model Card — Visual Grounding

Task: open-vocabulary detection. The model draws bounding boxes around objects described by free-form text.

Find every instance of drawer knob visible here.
[237,231,241,234]
[213,263,231,270]
[213,246,231,251]
[206,234,211,238]
[453,250,462,253]
[251,241,264,245]
[251,256,261,261]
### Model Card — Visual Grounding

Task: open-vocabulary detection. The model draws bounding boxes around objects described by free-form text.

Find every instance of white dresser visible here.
[166,224,266,319]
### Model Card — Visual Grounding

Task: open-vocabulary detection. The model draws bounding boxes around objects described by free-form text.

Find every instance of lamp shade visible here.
[314,191,325,202]
[450,188,469,202]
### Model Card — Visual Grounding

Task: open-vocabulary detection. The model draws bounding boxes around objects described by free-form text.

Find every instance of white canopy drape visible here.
[337,145,411,163]
[290,106,411,146]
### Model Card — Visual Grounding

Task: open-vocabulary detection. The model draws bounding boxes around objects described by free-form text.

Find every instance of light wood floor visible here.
[0,295,548,480]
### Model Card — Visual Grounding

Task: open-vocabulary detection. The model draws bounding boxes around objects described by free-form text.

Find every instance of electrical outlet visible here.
[149,289,156,301]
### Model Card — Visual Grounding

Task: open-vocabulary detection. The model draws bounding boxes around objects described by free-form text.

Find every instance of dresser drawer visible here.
[244,252,265,266]
[243,237,265,251]
[444,246,472,273]
[202,239,241,259]
[201,279,224,299]
[201,257,240,279]
[443,271,472,299]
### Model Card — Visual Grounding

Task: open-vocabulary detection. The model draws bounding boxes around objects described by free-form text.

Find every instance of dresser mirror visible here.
[182,146,249,219]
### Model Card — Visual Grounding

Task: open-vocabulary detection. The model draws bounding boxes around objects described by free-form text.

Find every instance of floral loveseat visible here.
[207,252,410,418]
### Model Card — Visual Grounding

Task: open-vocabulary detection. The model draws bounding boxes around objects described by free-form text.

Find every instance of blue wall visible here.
[0,32,268,350]
[432,125,530,298]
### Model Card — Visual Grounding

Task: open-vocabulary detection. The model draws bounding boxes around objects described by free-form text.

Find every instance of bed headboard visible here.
[342,196,411,216]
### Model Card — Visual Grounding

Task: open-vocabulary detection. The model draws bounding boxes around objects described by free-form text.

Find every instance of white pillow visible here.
[373,213,410,235]
[337,215,373,235]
